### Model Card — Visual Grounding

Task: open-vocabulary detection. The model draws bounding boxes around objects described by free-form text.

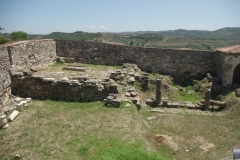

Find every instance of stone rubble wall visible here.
[56,40,216,77]
[8,39,56,72]
[11,73,118,102]
[0,46,11,108]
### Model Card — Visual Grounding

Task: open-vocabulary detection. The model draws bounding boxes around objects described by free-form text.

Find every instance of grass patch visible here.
[170,85,203,102]
[93,142,167,160]
[0,100,169,160]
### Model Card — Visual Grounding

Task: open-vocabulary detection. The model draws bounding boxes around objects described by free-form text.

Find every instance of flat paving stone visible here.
[151,108,165,113]
[147,116,157,121]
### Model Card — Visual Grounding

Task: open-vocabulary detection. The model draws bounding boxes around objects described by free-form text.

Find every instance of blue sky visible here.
[0,0,239,34]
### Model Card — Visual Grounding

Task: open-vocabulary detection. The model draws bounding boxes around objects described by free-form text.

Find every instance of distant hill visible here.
[43,31,101,40]
[117,27,240,39]
[2,27,239,50]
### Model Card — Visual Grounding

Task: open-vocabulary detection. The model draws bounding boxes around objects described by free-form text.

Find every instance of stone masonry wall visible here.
[11,73,118,102]
[56,40,215,77]
[8,39,56,72]
[0,45,11,108]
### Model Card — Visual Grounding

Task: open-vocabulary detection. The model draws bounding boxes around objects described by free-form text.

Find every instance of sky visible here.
[0,0,240,34]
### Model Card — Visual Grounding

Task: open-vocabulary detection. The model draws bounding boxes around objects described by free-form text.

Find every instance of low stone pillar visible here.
[155,78,162,104]
[204,89,211,109]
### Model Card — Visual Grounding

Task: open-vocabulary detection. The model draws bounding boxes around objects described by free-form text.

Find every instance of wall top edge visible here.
[0,39,55,48]
[55,39,215,52]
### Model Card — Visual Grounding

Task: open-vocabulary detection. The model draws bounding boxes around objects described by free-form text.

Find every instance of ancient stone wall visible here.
[56,40,215,77]
[0,39,56,109]
[11,73,117,102]
[0,45,11,107]
[8,39,56,72]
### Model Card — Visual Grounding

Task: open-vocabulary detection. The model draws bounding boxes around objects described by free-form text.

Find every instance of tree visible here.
[0,36,10,45]
[10,31,28,41]
[130,40,133,45]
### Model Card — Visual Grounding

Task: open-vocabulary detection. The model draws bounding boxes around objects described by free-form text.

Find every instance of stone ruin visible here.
[145,75,226,110]
[1,39,240,116]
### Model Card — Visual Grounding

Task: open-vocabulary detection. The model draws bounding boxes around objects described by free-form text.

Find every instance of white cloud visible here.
[23,27,26,29]
[99,26,105,29]
[188,24,207,30]
[196,24,207,29]
[90,26,96,28]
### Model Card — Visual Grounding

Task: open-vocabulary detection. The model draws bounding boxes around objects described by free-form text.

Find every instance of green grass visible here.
[0,100,169,160]
[93,143,167,160]
[1,91,239,160]
[170,85,203,102]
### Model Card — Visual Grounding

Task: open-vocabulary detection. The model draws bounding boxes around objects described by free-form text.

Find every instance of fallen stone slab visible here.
[147,116,157,121]
[210,100,226,108]
[172,102,178,108]
[178,102,185,108]
[8,110,19,121]
[151,108,165,113]
[14,97,22,103]
[167,102,172,108]
[185,101,195,109]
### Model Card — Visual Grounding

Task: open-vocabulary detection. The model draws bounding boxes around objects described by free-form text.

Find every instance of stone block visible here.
[27,90,39,98]
[16,89,28,97]
[125,92,131,97]
[162,100,168,107]
[167,102,172,107]
[130,92,137,97]
[66,91,80,99]
[172,102,179,108]
[38,91,50,97]
[31,85,37,90]
[145,98,154,106]
[37,85,43,91]
[178,102,186,108]
[69,85,80,92]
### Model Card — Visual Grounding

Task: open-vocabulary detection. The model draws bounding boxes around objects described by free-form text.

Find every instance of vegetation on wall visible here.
[0,31,28,44]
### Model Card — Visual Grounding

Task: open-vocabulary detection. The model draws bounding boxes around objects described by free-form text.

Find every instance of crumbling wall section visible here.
[0,45,11,108]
